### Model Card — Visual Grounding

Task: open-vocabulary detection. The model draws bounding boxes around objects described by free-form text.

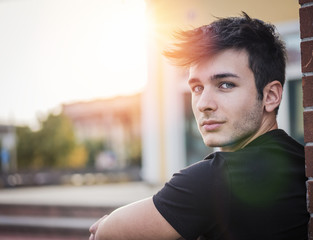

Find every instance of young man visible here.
[89,13,309,240]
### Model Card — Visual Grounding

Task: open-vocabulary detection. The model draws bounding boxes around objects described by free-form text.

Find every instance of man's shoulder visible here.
[183,153,228,176]
[244,129,304,152]
[163,154,229,195]
[193,129,305,175]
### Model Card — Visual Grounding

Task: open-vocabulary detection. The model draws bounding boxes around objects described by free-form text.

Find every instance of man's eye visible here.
[220,82,235,89]
[192,85,203,93]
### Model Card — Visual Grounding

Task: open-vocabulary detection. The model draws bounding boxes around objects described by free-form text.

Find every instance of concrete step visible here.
[0,204,114,239]
[0,215,94,239]
[0,182,162,239]
[0,215,96,229]
[0,203,115,218]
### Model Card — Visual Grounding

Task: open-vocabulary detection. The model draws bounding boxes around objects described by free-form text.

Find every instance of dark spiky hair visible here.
[164,12,287,106]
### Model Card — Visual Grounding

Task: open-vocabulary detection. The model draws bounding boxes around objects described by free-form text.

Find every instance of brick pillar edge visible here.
[299,0,313,239]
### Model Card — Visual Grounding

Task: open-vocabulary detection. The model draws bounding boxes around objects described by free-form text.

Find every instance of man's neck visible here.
[220,120,278,152]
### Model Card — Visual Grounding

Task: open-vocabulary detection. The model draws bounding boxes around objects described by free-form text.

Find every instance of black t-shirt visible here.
[153,129,309,240]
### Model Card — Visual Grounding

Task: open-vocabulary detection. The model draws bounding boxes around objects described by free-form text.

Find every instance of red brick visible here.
[304,111,313,142]
[300,5,313,39]
[308,180,313,212]
[299,0,313,4]
[306,146,313,177]
[301,40,313,73]
[303,76,313,107]
[310,217,313,240]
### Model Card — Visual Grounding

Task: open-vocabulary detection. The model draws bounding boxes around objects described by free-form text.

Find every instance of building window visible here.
[288,79,304,144]
[277,21,304,145]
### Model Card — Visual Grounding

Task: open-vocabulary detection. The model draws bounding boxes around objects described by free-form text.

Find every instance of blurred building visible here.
[63,94,141,168]
[142,0,303,183]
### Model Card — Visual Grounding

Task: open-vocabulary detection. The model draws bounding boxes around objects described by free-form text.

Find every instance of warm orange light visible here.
[0,0,148,128]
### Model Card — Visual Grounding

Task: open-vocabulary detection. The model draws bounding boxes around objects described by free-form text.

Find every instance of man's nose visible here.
[196,88,218,112]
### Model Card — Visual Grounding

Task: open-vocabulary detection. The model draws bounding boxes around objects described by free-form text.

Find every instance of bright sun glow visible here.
[0,0,147,127]
[99,1,147,95]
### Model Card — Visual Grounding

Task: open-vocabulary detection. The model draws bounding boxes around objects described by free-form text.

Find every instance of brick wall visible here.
[299,0,313,239]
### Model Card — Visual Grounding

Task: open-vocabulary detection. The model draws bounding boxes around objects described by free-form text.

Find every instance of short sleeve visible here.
[153,154,230,240]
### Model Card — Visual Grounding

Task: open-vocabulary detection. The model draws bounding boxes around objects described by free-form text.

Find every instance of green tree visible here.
[125,138,141,166]
[16,126,37,169]
[36,113,77,168]
[16,112,87,170]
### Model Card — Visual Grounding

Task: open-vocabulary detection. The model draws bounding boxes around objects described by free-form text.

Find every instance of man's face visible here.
[188,49,264,152]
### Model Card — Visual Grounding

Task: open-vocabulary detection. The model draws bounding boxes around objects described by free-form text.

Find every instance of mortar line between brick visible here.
[301,37,313,42]
[303,72,313,77]
[304,106,313,112]
[301,2,313,7]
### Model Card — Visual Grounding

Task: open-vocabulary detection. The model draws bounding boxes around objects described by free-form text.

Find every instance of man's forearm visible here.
[89,197,181,240]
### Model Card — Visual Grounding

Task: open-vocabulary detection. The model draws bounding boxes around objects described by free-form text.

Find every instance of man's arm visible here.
[89,197,182,240]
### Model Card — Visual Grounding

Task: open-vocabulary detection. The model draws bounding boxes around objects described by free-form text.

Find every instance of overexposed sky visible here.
[0,0,147,128]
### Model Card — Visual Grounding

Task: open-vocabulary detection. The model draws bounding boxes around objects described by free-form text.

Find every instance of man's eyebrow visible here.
[188,72,240,85]
[188,77,200,85]
[210,73,239,80]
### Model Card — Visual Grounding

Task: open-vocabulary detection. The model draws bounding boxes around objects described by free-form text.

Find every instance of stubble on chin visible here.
[199,101,263,150]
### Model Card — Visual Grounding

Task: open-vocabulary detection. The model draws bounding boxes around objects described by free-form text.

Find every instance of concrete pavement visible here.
[0,181,163,207]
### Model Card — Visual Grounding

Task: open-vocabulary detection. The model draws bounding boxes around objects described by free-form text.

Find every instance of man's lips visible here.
[200,120,224,131]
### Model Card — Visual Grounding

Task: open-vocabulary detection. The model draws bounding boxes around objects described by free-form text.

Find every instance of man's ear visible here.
[263,80,283,113]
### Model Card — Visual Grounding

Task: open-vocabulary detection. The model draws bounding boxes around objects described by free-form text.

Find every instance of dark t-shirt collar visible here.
[242,129,287,149]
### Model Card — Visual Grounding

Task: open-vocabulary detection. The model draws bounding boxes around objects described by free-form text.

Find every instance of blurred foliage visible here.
[16,126,37,169]
[16,113,87,170]
[16,111,142,170]
[125,138,141,166]
[67,145,88,168]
